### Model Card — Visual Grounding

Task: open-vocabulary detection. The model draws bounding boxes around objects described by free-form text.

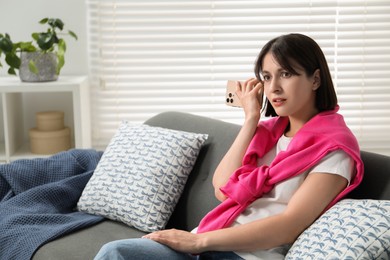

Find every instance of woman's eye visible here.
[262,75,270,81]
[281,71,291,78]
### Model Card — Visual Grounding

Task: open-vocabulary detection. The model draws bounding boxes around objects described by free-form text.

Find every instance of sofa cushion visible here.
[77,122,208,232]
[285,199,390,259]
[144,111,241,230]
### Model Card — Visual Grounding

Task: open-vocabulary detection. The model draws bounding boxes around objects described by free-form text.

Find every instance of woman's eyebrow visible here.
[261,68,284,74]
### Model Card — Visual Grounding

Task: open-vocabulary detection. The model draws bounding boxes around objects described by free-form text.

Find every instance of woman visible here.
[95,33,363,259]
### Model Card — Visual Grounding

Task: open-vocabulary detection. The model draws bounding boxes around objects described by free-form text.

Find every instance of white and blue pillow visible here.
[77,122,208,232]
[286,199,390,259]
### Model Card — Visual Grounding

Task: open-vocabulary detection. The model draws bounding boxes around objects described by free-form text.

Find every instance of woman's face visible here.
[261,52,320,123]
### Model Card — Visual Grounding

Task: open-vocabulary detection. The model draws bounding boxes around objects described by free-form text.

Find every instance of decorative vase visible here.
[19,52,58,82]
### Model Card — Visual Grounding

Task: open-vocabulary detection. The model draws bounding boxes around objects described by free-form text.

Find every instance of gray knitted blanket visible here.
[0,149,104,260]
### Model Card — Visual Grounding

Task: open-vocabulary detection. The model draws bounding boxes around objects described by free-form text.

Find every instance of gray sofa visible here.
[33,111,390,259]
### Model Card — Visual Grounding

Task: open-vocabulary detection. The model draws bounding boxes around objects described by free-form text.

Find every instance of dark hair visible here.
[254,33,337,117]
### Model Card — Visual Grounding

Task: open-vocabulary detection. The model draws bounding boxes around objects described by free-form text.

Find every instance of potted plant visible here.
[0,18,77,82]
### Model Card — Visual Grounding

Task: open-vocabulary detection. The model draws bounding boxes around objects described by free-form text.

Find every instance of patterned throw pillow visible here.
[285,199,390,259]
[77,122,208,232]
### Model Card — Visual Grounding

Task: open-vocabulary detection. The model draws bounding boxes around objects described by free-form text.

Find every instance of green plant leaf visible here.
[48,18,64,31]
[37,32,55,51]
[5,52,20,68]
[8,67,16,75]
[57,39,66,74]
[68,30,78,40]
[57,39,66,55]
[53,34,59,44]
[39,18,49,24]
[0,35,14,53]
[31,33,39,41]
[20,42,37,52]
[16,41,36,52]
[55,19,64,30]
[29,60,39,75]
[57,53,65,75]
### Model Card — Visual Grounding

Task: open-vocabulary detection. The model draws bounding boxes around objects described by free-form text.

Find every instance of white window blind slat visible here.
[87,0,390,155]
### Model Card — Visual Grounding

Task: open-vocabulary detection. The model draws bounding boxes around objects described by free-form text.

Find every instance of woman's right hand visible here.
[235,78,264,122]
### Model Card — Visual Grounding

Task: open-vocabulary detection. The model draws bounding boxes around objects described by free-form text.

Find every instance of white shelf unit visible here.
[0,76,91,162]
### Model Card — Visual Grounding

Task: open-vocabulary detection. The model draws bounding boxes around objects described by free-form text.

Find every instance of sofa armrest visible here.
[347,150,390,200]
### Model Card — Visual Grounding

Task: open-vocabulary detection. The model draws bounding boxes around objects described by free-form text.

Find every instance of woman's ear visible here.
[313,69,321,90]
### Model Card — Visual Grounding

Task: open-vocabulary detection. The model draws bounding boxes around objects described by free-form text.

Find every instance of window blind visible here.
[86,0,390,155]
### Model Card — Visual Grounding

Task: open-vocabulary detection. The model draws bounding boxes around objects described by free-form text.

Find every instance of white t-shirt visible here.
[234,135,355,260]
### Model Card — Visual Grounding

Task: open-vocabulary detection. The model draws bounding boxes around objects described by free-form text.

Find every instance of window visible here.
[86,0,390,155]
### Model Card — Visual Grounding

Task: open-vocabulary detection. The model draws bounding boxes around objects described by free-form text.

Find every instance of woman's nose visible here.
[269,78,281,93]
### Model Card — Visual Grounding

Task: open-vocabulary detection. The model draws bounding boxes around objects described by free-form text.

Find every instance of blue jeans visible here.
[94,238,244,260]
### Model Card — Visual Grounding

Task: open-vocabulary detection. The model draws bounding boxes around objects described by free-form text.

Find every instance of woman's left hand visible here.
[143,229,204,254]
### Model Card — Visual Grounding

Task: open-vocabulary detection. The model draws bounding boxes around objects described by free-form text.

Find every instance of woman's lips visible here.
[272,98,286,107]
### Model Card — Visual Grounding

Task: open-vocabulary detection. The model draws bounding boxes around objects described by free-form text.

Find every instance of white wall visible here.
[0,0,87,76]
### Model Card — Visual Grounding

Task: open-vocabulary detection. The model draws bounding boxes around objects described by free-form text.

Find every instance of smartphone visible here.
[225,80,243,107]
[225,80,264,108]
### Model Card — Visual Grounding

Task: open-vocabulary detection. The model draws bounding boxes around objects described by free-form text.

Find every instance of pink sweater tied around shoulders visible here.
[197,106,364,233]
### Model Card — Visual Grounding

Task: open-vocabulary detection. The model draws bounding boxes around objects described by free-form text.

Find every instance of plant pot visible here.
[19,52,58,82]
